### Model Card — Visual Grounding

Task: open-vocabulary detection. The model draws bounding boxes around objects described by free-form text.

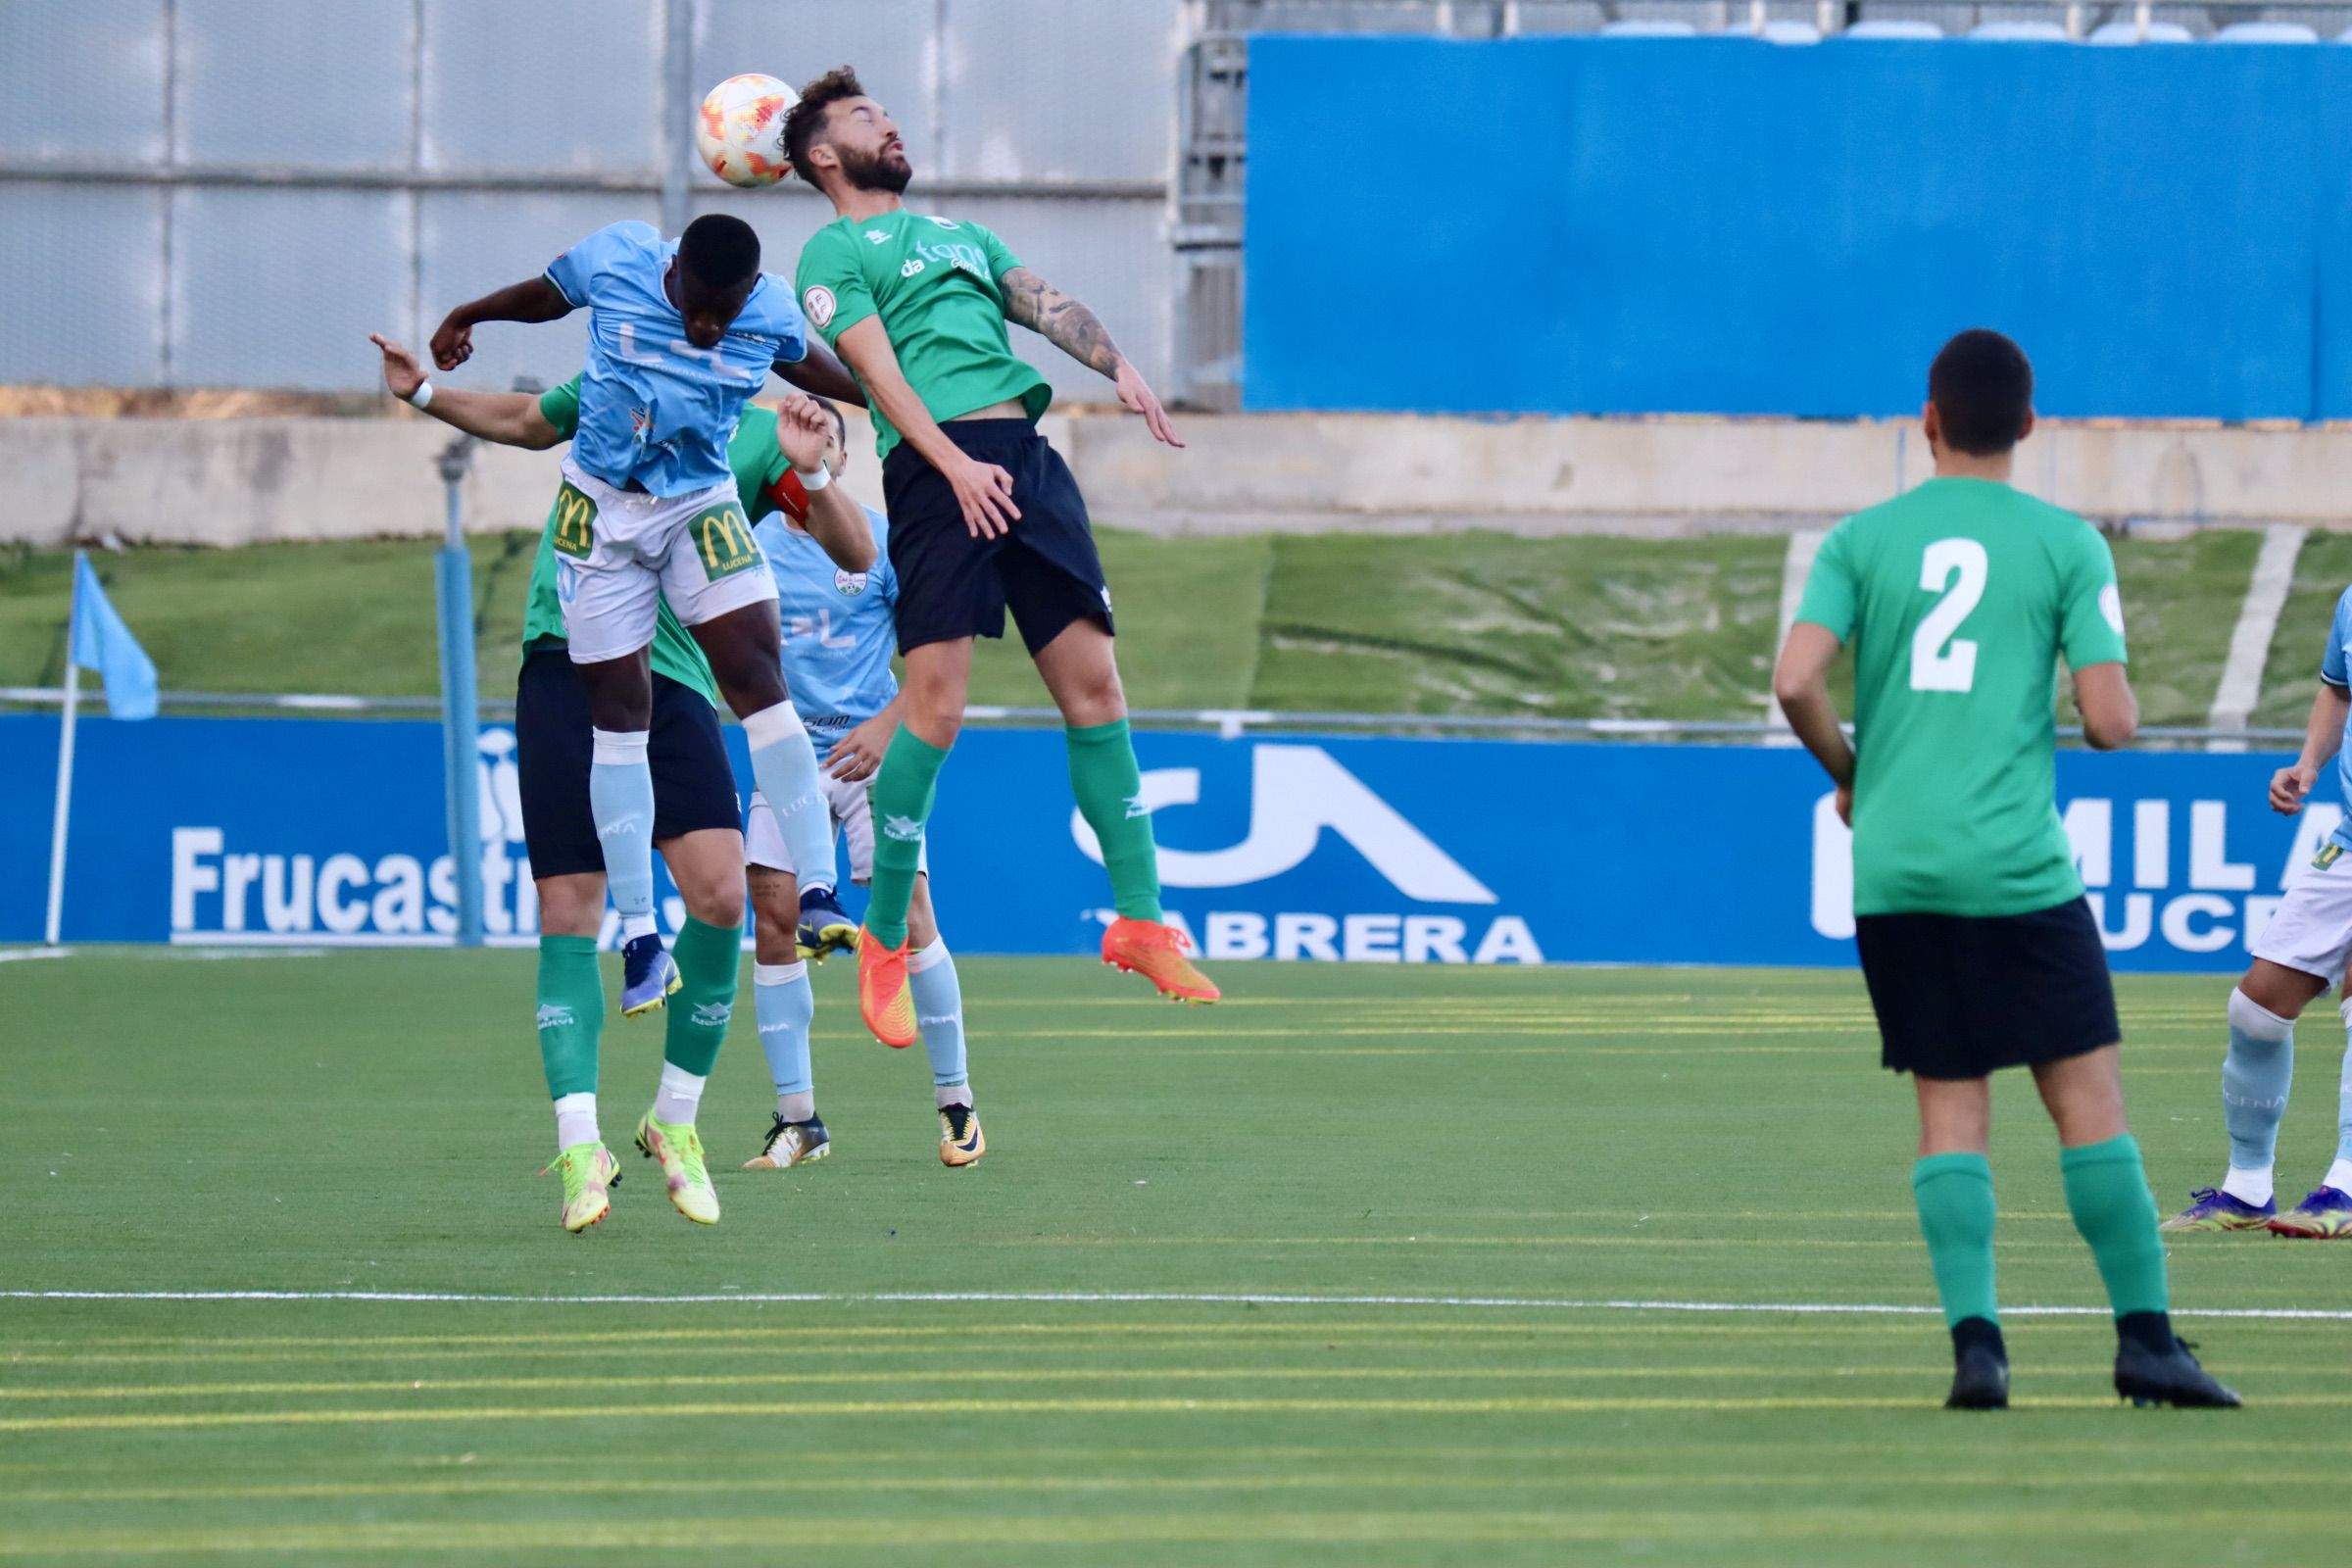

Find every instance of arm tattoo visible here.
[1000,266,1124,378]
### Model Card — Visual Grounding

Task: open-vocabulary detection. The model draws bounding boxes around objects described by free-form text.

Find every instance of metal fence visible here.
[0,0,1180,398]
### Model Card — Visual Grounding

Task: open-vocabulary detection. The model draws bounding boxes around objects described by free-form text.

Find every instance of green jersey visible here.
[519,378,806,709]
[1794,476,2128,918]
[794,209,1051,463]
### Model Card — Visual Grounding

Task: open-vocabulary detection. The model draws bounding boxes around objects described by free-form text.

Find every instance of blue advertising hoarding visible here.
[0,713,2333,973]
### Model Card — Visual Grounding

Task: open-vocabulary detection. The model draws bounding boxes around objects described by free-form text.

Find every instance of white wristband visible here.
[793,463,831,493]
[407,380,434,411]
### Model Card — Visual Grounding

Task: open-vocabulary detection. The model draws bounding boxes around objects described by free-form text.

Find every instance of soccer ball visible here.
[697,74,796,188]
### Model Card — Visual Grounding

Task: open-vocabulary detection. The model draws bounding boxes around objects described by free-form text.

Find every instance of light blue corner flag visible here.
[71,554,158,720]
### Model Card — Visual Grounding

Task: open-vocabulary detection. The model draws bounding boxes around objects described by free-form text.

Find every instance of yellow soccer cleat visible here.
[1102,918,1220,1004]
[939,1102,986,1167]
[544,1142,620,1234]
[857,927,919,1048]
[634,1112,720,1225]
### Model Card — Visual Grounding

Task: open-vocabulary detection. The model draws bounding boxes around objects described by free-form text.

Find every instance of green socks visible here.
[2060,1134,2171,1319]
[864,726,952,948]
[1913,1152,2000,1329]
[535,935,604,1100]
[663,916,743,1078]
[1066,718,1162,922]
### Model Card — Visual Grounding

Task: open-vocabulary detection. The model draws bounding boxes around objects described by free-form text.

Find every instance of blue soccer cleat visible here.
[2160,1188,2275,1233]
[796,883,859,962]
[619,932,680,1017]
[2267,1185,2352,1239]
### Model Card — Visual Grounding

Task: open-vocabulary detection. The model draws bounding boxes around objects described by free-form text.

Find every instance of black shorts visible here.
[514,645,743,880]
[881,417,1114,656]
[1855,896,2122,1080]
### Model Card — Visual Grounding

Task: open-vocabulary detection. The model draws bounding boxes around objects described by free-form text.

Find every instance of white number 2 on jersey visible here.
[1910,538,1987,693]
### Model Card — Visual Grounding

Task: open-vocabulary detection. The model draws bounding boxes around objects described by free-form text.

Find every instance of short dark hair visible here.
[783,67,867,190]
[812,396,848,449]
[1928,328,2034,456]
[679,214,760,291]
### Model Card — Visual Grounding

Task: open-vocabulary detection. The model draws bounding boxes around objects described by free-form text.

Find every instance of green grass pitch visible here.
[3,952,2347,1565]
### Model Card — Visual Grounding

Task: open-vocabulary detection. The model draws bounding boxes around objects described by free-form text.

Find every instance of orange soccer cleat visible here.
[857,926,919,1048]
[1102,918,1221,1004]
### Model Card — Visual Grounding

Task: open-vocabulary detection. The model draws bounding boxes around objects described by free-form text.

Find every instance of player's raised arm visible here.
[369,333,563,449]
[773,393,877,573]
[426,275,571,372]
[831,316,1020,539]
[999,266,1181,449]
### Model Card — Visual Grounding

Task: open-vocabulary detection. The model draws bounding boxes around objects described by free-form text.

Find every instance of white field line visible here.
[1764,528,1826,742]
[0,947,70,963]
[2207,522,2307,749]
[4,1290,2348,1322]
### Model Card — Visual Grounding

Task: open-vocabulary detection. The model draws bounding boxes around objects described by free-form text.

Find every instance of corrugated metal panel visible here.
[942,0,1178,180]
[0,0,168,161]
[172,0,414,168]
[0,186,166,384]
[420,0,663,172]
[172,187,409,388]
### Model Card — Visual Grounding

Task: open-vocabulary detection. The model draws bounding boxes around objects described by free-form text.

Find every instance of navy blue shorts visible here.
[514,645,742,880]
[1855,896,2122,1080]
[881,418,1115,656]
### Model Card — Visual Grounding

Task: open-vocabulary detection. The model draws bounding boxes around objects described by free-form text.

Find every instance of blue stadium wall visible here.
[1244,37,2352,419]
[0,714,2336,974]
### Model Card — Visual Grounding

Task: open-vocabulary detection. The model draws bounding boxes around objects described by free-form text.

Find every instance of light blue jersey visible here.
[2323,586,2352,851]
[544,220,808,498]
[760,504,900,735]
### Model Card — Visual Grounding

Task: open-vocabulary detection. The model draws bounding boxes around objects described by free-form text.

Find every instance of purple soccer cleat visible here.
[2268,1185,2352,1239]
[2160,1188,2275,1234]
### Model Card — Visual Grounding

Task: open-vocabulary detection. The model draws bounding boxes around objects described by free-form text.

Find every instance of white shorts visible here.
[552,455,778,664]
[2250,845,2352,987]
[745,775,925,885]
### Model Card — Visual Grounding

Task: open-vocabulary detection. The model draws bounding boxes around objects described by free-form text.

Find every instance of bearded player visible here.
[779,68,1216,1049]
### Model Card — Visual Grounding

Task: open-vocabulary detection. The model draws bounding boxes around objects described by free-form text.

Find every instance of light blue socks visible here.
[755,959,816,1120]
[745,703,837,895]
[2220,989,2295,1203]
[908,938,970,1103]
[588,728,657,939]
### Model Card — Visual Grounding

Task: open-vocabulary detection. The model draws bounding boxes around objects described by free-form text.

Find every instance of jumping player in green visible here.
[779,67,1217,1050]
[1774,329,2238,1410]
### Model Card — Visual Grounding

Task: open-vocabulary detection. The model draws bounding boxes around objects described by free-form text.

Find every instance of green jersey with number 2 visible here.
[794,210,1051,465]
[1795,476,2128,918]
[518,377,804,710]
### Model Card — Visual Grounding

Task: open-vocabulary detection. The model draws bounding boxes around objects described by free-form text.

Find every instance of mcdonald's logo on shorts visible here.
[691,504,760,580]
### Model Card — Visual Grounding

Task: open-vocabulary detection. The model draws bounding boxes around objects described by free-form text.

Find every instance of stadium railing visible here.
[0,686,2302,750]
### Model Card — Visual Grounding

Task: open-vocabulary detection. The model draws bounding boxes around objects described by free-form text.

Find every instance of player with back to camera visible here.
[2162,598,2352,1239]
[370,330,872,1231]
[1774,329,2238,1411]
[421,213,869,1225]
[779,67,1217,1051]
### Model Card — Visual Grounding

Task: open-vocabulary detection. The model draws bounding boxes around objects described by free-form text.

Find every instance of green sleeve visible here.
[1792,523,1859,642]
[794,224,876,347]
[537,375,582,441]
[2060,527,2129,668]
[971,221,1023,283]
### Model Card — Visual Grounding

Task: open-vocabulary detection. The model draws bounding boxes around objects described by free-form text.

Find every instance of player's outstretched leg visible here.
[2168,980,2303,1232]
[746,957,828,1169]
[2271,1009,2352,1238]
[587,726,677,1015]
[857,656,958,1049]
[537,928,618,1233]
[906,879,981,1166]
[633,912,737,1226]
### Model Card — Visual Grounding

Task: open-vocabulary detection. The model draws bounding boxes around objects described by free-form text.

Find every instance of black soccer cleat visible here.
[742,1113,831,1170]
[2114,1335,2241,1409]
[1943,1318,2009,1410]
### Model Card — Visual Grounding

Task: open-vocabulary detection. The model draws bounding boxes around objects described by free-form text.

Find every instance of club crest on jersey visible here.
[803,285,836,328]
[927,216,959,229]
[628,408,653,443]
[2316,844,2344,871]
[834,568,868,597]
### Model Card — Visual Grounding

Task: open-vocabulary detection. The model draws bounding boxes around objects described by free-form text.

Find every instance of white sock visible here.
[2222,1164,2275,1207]
[619,911,658,943]
[2327,1157,2352,1196]
[653,1062,706,1127]
[779,1091,816,1123]
[554,1092,599,1155]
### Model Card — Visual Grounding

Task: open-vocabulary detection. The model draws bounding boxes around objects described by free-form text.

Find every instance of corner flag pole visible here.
[43,550,84,948]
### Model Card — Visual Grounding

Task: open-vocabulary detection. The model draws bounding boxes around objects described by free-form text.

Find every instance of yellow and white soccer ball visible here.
[697,74,796,188]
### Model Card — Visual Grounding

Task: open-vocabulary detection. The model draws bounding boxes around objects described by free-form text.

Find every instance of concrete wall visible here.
[10,410,2352,548]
